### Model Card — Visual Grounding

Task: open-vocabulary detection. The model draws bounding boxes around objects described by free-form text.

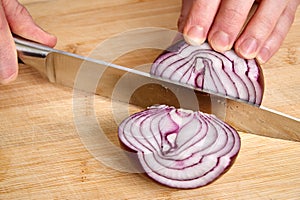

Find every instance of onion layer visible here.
[118,105,240,189]
[151,40,264,105]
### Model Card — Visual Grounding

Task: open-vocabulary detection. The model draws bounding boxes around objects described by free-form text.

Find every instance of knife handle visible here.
[14,36,56,82]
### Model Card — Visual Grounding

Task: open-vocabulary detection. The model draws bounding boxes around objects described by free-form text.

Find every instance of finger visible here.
[235,0,289,59]
[183,0,221,45]
[2,0,57,47]
[257,0,300,63]
[178,0,193,33]
[0,2,18,84]
[207,0,255,52]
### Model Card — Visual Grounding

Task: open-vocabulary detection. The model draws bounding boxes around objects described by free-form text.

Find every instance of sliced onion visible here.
[118,105,240,189]
[150,40,264,105]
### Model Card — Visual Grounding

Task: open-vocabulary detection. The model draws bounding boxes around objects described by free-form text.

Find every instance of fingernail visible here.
[210,31,231,52]
[185,26,205,45]
[257,47,271,63]
[238,37,258,58]
[0,71,18,84]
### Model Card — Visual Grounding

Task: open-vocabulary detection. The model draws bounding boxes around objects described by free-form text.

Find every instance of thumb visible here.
[0,1,18,84]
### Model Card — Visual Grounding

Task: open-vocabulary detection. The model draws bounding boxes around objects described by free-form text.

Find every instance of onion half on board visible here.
[118,105,240,189]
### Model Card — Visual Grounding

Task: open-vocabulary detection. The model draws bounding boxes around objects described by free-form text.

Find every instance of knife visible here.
[14,35,300,142]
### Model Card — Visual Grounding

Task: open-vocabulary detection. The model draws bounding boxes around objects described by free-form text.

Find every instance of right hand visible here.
[0,0,57,84]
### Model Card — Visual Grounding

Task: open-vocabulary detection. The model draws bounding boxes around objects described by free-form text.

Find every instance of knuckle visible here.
[250,18,275,41]
[188,0,218,23]
[192,0,210,10]
[222,8,245,21]
[14,3,29,16]
[259,17,276,32]
[283,7,297,24]
[212,8,247,36]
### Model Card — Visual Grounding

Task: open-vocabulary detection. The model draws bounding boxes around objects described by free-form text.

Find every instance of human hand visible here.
[178,0,300,63]
[0,0,57,84]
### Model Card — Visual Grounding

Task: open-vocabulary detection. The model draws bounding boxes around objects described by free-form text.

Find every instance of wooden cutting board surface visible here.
[1,0,299,199]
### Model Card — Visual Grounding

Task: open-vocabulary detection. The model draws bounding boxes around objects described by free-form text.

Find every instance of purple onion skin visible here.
[151,40,264,105]
[118,105,241,189]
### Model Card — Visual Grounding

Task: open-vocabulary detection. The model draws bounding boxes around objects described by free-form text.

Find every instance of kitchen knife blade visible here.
[15,36,300,142]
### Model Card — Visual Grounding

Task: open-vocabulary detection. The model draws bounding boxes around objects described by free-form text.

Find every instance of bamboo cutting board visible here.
[1,0,300,199]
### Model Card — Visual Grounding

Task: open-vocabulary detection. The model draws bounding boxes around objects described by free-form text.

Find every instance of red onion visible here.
[118,105,240,189]
[150,40,264,105]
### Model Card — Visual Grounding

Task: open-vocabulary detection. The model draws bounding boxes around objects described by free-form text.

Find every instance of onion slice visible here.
[150,40,264,105]
[118,105,240,189]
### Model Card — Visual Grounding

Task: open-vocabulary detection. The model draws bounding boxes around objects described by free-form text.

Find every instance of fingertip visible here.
[184,25,206,46]
[27,25,57,47]
[43,33,57,47]
[0,70,18,85]
[208,31,232,52]
[235,37,259,59]
[257,47,271,64]
[0,43,19,85]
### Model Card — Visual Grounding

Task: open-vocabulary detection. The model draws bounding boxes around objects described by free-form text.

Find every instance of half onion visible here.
[118,105,240,189]
[150,40,264,105]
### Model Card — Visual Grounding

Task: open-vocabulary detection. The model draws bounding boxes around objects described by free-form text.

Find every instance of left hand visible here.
[178,0,300,63]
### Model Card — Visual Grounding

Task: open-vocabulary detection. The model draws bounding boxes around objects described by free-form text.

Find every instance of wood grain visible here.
[0,0,299,199]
